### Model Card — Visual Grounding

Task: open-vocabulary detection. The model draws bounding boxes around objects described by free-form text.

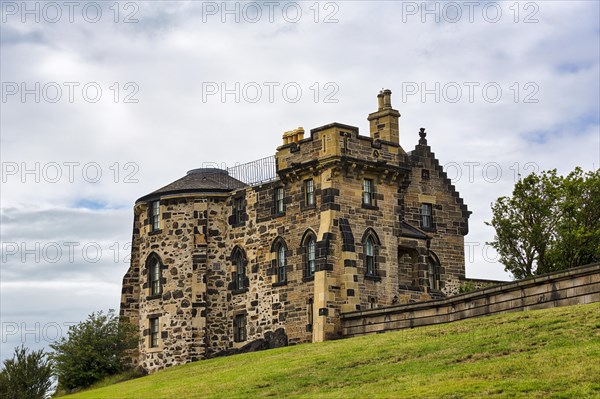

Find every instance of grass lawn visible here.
[64,302,600,398]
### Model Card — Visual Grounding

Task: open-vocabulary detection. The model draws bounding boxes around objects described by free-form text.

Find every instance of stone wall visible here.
[120,92,473,373]
[341,263,600,337]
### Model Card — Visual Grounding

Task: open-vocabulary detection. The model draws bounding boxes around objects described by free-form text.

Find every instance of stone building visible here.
[120,89,471,372]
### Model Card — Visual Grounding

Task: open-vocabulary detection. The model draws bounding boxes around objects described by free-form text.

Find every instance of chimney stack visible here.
[367,88,401,144]
[282,127,305,145]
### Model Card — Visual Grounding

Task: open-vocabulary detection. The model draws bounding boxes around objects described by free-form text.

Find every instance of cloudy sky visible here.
[1,1,599,361]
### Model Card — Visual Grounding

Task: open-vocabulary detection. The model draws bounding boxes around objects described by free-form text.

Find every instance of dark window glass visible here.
[422,204,432,229]
[307,237,316,277]
[149,318,159,348]
[363,179,374,205]
[365,237,375,276]
[149,258,161,296]
[235,197,244,224]
[305,179,315,206]
[233,314,246,342]
[428,259,440,290]
[151,201,160,231]
[277,245,287,283]
[235,252,245,290]
[276,187,285,213]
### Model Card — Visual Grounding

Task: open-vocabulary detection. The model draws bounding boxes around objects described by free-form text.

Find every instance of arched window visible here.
[277,244,287,283]
[302,230,317,278]
[365,237,375,276]
[232,247,247,291]
[147,254,162,296]
[361,229,381,278]
[271,238,288,284]
[307,238,316,277]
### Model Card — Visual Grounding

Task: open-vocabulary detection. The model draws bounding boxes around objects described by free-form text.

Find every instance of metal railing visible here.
[227,155,277,186]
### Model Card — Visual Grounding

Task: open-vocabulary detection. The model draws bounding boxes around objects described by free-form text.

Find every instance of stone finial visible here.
[419,127,427,145]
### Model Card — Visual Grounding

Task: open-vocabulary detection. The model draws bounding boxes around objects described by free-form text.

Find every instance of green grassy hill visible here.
[65,303,600,399]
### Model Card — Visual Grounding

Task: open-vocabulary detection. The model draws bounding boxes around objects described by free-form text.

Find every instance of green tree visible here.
[548,168,600,269]
[49,310,137,392]
[487,168,600,279]
[0,346,53,399]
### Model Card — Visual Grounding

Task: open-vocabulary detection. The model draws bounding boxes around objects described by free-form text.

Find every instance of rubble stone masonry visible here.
[120,90,472,373]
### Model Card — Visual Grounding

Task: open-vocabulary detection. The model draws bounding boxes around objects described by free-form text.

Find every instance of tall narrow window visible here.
[304,179,315,207]
[149,318,159,348]
[428,258,441,290]
[365,237,375,276]
[277,244,287,283]
[306,237,316,277]
[363,179,374,206]
[151,201,160,231]
[149,256,162,296]
[307,297,314,332]
[234,197,244,224]
[233,314,246,342]
[275,187,285,214]
[235,252,246,290]
[422,204,432,229]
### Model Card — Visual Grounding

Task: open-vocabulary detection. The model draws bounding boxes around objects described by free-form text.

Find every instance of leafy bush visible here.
[50,310,137,392]
[458,281,477,294]
[0,345,53,399]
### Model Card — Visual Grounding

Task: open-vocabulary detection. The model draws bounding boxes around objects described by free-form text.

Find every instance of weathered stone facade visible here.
[120,89,471,373]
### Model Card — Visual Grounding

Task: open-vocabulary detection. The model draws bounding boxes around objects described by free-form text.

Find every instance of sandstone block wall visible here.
[341,263,600,337]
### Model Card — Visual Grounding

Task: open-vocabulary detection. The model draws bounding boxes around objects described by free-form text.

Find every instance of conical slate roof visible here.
[136,168,247,202]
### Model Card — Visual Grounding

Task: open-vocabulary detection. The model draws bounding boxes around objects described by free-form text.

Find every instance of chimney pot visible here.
[383,89,392,109]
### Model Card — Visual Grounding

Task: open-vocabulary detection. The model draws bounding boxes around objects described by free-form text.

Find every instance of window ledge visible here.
[147,347,162,353]
[232,288,249,295]
[361,203,379,210]
[272,281,288,287]
[364,274,382,282]
[302,275,315,282]
[146,294,162,301]
[301,204,316,211]
[271,211,286,218]
[148,229,162,236]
